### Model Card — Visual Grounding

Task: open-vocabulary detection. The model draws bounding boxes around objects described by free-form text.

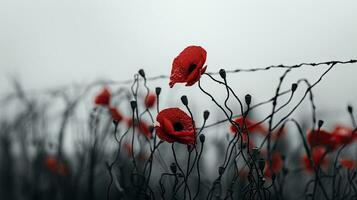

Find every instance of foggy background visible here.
[0,0,356,119]
[0,0,357,190]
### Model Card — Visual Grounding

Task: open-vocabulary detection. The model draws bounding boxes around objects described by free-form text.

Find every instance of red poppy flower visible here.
[109,106,123,123]
[331,125,355,145]
[302,147,329,173]
[307,129,338,150]
[145,93,156,108]
[265,152,283,178]
[44,156,58,173]
[169,46,207,88]
[340,159,356,170]
[271,127,287,140]
[230,117,266,135]
[126,119,153,139]
[155,108,196,145]
[94,87,111,106]
[44,156,69,176]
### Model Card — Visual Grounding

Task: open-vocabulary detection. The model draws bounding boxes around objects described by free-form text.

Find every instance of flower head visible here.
[340,159,356,170]
[264,152,283,178]
[94,87,111,106]
[155,108,196,145]
[331,125,355,145]
[230,117,266,135]
[109,106,123,123]
[44,156,69,176]
[307,129,338,150]
[126,119,153,139]
[145,93,156,108]
[169,46,207,88]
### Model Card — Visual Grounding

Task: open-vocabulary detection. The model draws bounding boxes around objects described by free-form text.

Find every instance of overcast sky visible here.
[0,0,356,116]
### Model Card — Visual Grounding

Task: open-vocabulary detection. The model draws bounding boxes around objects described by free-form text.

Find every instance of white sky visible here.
[0,0,356,116]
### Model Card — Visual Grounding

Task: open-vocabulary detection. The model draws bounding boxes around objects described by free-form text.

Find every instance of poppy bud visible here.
[203,110,210,120]
[199,134,205,143]
[219,69,226,79]
[245,94,252,105]
[348,105,353,114]
[318,120,324,128]
[138,69,145,78]
[218,166,225,175]
[181,95,188,106]
[130,101,137,110]
[291,83,298,92]
[258,158,265,171]
[155,87,161,96]
[170,163,177,174]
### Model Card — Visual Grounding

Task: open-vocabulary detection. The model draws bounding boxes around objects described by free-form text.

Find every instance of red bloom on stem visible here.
[265,152,283,178]
[45,156,58,173]
[94,87,111,106]
[145,93,156,108]
[109,106,123,123]
[331,125,355,145]
[307,129,338,150]
[302,147,329,173]
[44,156,69,176]
[230,117,266,135]
[340,159,356,170]
[169,46,207,88]
[155,108,196,145]
[126,119,153,139]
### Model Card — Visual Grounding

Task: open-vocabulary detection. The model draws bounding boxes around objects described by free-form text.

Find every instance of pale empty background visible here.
[0,0,356,118]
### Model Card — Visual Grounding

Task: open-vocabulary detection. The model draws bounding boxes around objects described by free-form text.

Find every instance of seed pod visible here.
[199,134,205,143]
[181,95,188,106]
[130,101,137,110]
[219,69,226,79]
[203,110,210,120]
[318,120,324,128]
[291,83,298,92]
[155,87,161,96]
[138,69,145,78]
[245,94,252,105]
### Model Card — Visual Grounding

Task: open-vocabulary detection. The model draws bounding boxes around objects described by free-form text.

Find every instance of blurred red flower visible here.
[302,147,329,173]
[230,117,266,135]
[44,156,58,173]
[331,125,356,145]
[94,87,111,106]
[155,108,196,145]
[307,129,338,150]
[169,46,207,88]
[145,93,156,108]
[340,159,356,170]
[109,106,123,123]
[126,119,153,139]
[44,156,69,176]
[265,152,283,178]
